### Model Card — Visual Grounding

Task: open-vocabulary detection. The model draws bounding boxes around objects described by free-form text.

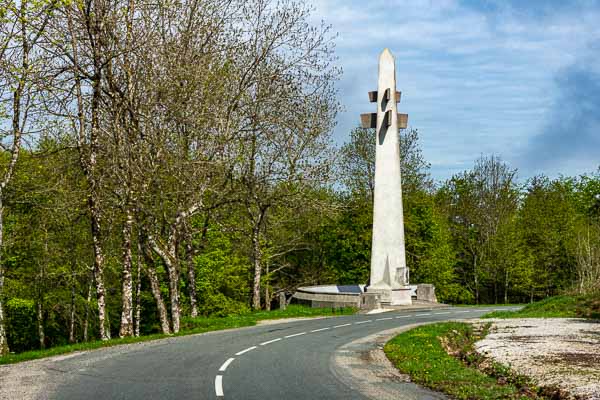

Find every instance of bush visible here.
[577,292,600,319]
[197,292,250,317]
[6,298,38,353]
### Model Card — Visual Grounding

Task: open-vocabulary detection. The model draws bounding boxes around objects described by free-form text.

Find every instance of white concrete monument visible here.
[360,49,411,306]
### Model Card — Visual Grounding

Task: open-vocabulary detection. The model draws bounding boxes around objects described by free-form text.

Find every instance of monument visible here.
[360,48,411,306]
[292,49,439,310]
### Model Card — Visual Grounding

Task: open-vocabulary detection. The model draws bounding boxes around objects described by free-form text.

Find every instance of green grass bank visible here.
[384,322,554,399]
[482,293,600,319]
[0,305,355,366]
[384,294,599,399]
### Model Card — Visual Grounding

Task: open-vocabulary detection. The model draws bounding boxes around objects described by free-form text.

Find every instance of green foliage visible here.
[2,123,599,359]
[318,196,372,285]
[250,304,356,319]
[5,298,37,353]
[482,293,600,319]
[577,292,600,319]
[384,322,540,399]
[194,228,250,317]
[405,192,469,303]
[1,305,356,365]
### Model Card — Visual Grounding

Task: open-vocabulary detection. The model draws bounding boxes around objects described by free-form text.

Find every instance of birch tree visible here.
[228,0,339,309]
[42,0,118,340]
[0,0,56,355]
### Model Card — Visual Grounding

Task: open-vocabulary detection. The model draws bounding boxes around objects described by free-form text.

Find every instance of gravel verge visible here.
[331,323,448,400]
[475,318,600,400]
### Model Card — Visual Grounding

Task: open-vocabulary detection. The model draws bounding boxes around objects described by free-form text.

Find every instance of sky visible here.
[311,0,600,182]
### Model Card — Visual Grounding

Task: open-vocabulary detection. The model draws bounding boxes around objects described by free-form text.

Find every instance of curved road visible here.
[44,306,516,400]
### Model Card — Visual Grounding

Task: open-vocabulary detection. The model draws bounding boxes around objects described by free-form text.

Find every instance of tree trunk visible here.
[251,223,262,310]
[504,269,509,304]
[69,283,76,344]
[36,300,45,349]
[147,237,180,333]
[119,210,134,337]
[264,262,270,311]
[167,265,180,333]
[473,253,479,305]
[145,263,171,335]
[90,197,110,340]
[494,276,498,305]
[84,276,92,342]
[0,198,9,356]
[530,287,534,303]
[185,233,198,318]
[0,287,6,356]
[134,241,142,337]
[0,3,29,355]
[68,1,109,341]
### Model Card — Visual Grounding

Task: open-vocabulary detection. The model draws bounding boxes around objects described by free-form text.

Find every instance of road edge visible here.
[330,322,449,400]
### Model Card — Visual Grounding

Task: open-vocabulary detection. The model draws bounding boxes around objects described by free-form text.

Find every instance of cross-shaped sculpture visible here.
[359,48,411,306]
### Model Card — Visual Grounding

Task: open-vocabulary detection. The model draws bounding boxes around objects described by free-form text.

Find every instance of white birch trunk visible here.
[69,283,75,343]
[251,223,262,310]
[147,237,180,333]
[0,197,7,355]
[134,241,142,337]
[84,277,92,342]
[185,233,198,318]
[119,210,134,337]
[145,263,171,335]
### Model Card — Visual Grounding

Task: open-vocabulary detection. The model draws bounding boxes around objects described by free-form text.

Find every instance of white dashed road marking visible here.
[215,375,224,397]
[260,338,282,346]
[235,346,257,356]
[219,358,235,372]
[333,323,352,328]
[284,332,307,338]
[214,308,502,397]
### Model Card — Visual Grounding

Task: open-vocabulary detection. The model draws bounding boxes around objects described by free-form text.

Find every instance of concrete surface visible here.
[368,49,409,303]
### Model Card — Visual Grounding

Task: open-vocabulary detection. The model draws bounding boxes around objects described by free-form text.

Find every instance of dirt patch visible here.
[538,352,600,368]
[475,318,600,400]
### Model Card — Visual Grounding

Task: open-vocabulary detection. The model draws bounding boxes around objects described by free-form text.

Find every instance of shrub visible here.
[6,298,38,353]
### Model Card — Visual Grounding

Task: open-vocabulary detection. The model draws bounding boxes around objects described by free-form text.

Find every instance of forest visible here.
[1,0,599,356]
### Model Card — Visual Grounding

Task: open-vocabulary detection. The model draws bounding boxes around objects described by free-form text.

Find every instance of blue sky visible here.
[312,0,600,181]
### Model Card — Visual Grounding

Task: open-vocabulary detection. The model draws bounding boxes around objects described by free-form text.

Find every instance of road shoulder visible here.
[330,322,449,400]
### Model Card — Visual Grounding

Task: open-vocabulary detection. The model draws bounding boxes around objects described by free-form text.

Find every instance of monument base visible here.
[365,286,412,306]
[390,287,412,305]
[365,286,391,304]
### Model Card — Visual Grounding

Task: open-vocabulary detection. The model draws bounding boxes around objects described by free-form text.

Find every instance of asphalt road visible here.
[46,306,517,400]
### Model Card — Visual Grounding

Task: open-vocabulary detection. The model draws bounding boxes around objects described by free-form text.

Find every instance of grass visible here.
[384,322,547,400]
[482,293,600,319]
[0,304,356,366]
[451,303,524,307]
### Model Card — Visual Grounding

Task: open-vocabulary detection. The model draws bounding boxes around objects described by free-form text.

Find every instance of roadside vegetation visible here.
[384,322,559,399]
[1,0,599,362]
[482,293,600,319]
[0,305,354,365]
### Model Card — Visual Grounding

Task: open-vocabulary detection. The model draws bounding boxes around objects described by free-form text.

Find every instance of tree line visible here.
[0,0,339,354]
[1,0,598,356]
[338,127,600,306]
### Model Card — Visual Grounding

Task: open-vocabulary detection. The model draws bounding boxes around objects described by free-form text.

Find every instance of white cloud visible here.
[313,0,600,180]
